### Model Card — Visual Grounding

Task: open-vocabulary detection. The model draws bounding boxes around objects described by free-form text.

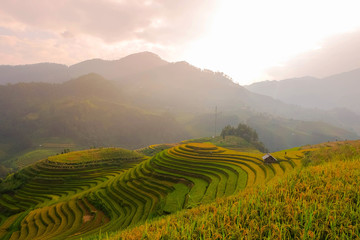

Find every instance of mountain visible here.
[69,51,169,80]
[118,62,249,113]
[246,67,360,114]
[245,114,356,151]
[0,52,168,85]
[0,74,189,164]
[0,63,70,84]
[0,52,358,159]
[116,60,360,136]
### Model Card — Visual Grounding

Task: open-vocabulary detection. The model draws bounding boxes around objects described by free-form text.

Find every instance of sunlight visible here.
[183,0,360,84]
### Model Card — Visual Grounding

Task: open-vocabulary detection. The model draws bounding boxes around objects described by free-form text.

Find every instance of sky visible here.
[1,0,360,85]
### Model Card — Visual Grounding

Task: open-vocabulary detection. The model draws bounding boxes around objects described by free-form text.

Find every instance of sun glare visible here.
[183,0,360,84]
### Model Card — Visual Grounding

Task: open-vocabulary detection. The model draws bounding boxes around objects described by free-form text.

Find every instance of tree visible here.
[220,123,268,152]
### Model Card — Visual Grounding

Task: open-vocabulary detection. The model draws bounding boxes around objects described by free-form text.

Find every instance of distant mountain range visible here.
[0,52,358,160]
[0,52,167,84]
[246,68,360,114]
[0,63,69,84]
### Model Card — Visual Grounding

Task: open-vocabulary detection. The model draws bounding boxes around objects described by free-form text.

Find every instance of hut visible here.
[262,153,278,164]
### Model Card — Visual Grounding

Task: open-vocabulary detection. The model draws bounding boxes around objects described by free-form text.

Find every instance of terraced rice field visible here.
[0,148,144,240]
[0,143,306,239]
[112,142,360,240]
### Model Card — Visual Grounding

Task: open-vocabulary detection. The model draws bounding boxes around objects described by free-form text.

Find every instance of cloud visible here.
[266,30,360,80]
[0,0,217,65]
[0,0,217,44]
[61,31,74,39]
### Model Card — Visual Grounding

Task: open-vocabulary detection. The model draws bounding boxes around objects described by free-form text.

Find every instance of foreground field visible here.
[104,143,360,239]
[0,142,305,239]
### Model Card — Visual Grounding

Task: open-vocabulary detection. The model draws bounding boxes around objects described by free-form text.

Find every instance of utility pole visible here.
[214,106,217,138]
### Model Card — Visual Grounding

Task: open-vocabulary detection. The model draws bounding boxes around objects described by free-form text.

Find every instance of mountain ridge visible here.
[0,51,169,85]
[69,51,169,80]
[246,66,360,114]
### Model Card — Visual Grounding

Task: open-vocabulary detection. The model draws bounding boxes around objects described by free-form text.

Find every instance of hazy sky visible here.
[1,0,360,84]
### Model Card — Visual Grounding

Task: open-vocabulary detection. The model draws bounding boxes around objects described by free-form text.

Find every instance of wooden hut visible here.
[262,153,278,164]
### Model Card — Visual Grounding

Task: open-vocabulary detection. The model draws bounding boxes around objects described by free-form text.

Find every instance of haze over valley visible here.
[0,52,358,162]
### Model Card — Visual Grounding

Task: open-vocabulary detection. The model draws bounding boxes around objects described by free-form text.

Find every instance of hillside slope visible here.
[0,148,145,239]
[110,142,360,240]
[245,114,357,151]
[116,60,360,136]
[0,63,70,84]
[0,74,189,165]
[246,68,360,114]
[0,143,304,239]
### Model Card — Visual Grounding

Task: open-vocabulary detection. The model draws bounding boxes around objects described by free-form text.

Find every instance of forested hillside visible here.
[0,74,189,168]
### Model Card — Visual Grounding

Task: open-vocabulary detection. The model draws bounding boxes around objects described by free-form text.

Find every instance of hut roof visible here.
[262,153,278,163]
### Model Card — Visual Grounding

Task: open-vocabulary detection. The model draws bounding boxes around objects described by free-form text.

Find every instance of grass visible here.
[48,148,143,164]
[162,183,189,213]
[13,149,61,169]
[182,136,260,152]
[302,141,360,166]
[1,139,79,170]
[137,144,176,157]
